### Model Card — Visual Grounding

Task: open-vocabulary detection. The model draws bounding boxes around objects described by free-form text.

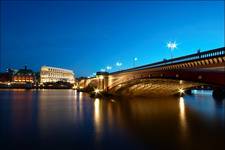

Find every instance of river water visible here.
[0,89,224,150]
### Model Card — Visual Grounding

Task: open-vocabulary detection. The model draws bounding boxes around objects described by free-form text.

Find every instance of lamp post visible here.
[92,73,96,77]
[106,66,112,72]
[100,69,106,72]
[133,57,138,67]
[116,62,122,71]
[167,41,177,59]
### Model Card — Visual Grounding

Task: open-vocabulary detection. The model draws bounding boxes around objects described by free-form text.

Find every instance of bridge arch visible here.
[107,77,206,97]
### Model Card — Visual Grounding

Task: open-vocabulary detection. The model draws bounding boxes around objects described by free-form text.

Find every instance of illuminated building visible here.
[40,66,75,84]
[12,66,35,83]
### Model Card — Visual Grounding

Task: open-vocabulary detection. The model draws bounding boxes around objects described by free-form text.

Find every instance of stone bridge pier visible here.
[96,72,109,91]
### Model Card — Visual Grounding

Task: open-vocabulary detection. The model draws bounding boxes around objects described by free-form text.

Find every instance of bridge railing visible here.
[111,47,225,74]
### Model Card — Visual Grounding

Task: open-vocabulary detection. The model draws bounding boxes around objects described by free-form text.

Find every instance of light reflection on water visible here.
[179,97,187,140]
[94,98,101,140]
[0,89,224,150]
[179,97,185,126]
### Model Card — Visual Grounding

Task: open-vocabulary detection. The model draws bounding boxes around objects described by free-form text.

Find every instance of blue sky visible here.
[1,1,224,77]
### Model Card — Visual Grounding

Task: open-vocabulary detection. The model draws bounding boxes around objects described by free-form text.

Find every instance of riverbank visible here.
[0,81,74,89]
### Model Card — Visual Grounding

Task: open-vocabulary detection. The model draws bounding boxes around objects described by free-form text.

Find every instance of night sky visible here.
[1,1,224,77]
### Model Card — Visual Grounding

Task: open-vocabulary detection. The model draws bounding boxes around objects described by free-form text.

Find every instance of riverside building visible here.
[12,66,35,83]
[40,66,75,84]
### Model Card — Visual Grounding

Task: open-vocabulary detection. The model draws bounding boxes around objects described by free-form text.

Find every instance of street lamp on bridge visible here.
[106,66,112,72]
[100,69,106,72]
[116,62,122,71]
[133,57,138,67]
[167,41,177,59]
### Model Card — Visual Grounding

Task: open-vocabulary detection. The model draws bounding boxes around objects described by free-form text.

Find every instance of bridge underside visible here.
[108,79,203,97]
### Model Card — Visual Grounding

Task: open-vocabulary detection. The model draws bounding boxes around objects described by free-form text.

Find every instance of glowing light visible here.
[106,66,112,70]
[95,98,100,114]
[100,69,106,72]
[94,98,101,139]
[116,62,122,67]
[179,97,185,114]
[179,80,183,84]
[94,89,100,94]
[99,75,104,80]
[79,92,83,99]
[179,97,187,137]
[73,89,77,99]
[167,41,177,50]
[73,85,77,89]
[95,98,100,107]
[133,57,138,67]
[7,82,11,86]
[167,41,178,59]
[111,99,116,103]
[179,88,185,94]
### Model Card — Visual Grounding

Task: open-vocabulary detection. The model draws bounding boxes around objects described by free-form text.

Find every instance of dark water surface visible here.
[0,89,224,150]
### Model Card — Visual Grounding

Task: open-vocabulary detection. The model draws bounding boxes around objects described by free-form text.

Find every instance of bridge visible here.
[79,47,225,98]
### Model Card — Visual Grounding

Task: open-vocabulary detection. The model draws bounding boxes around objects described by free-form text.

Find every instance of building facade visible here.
[40,66,75,84]
[12,66,35,83]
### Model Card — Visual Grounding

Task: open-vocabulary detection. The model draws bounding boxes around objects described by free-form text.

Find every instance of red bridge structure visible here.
[79,47,225,99]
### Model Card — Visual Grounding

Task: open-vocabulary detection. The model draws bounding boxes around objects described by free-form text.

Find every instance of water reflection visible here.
[79,91,83,99]
[94,98,101,140]
[78,92,83,118]
[179,97,185,127]
[179,97,188,140]
[0,90,224,149]
[11,90,34,138]
[184,93,225,123]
